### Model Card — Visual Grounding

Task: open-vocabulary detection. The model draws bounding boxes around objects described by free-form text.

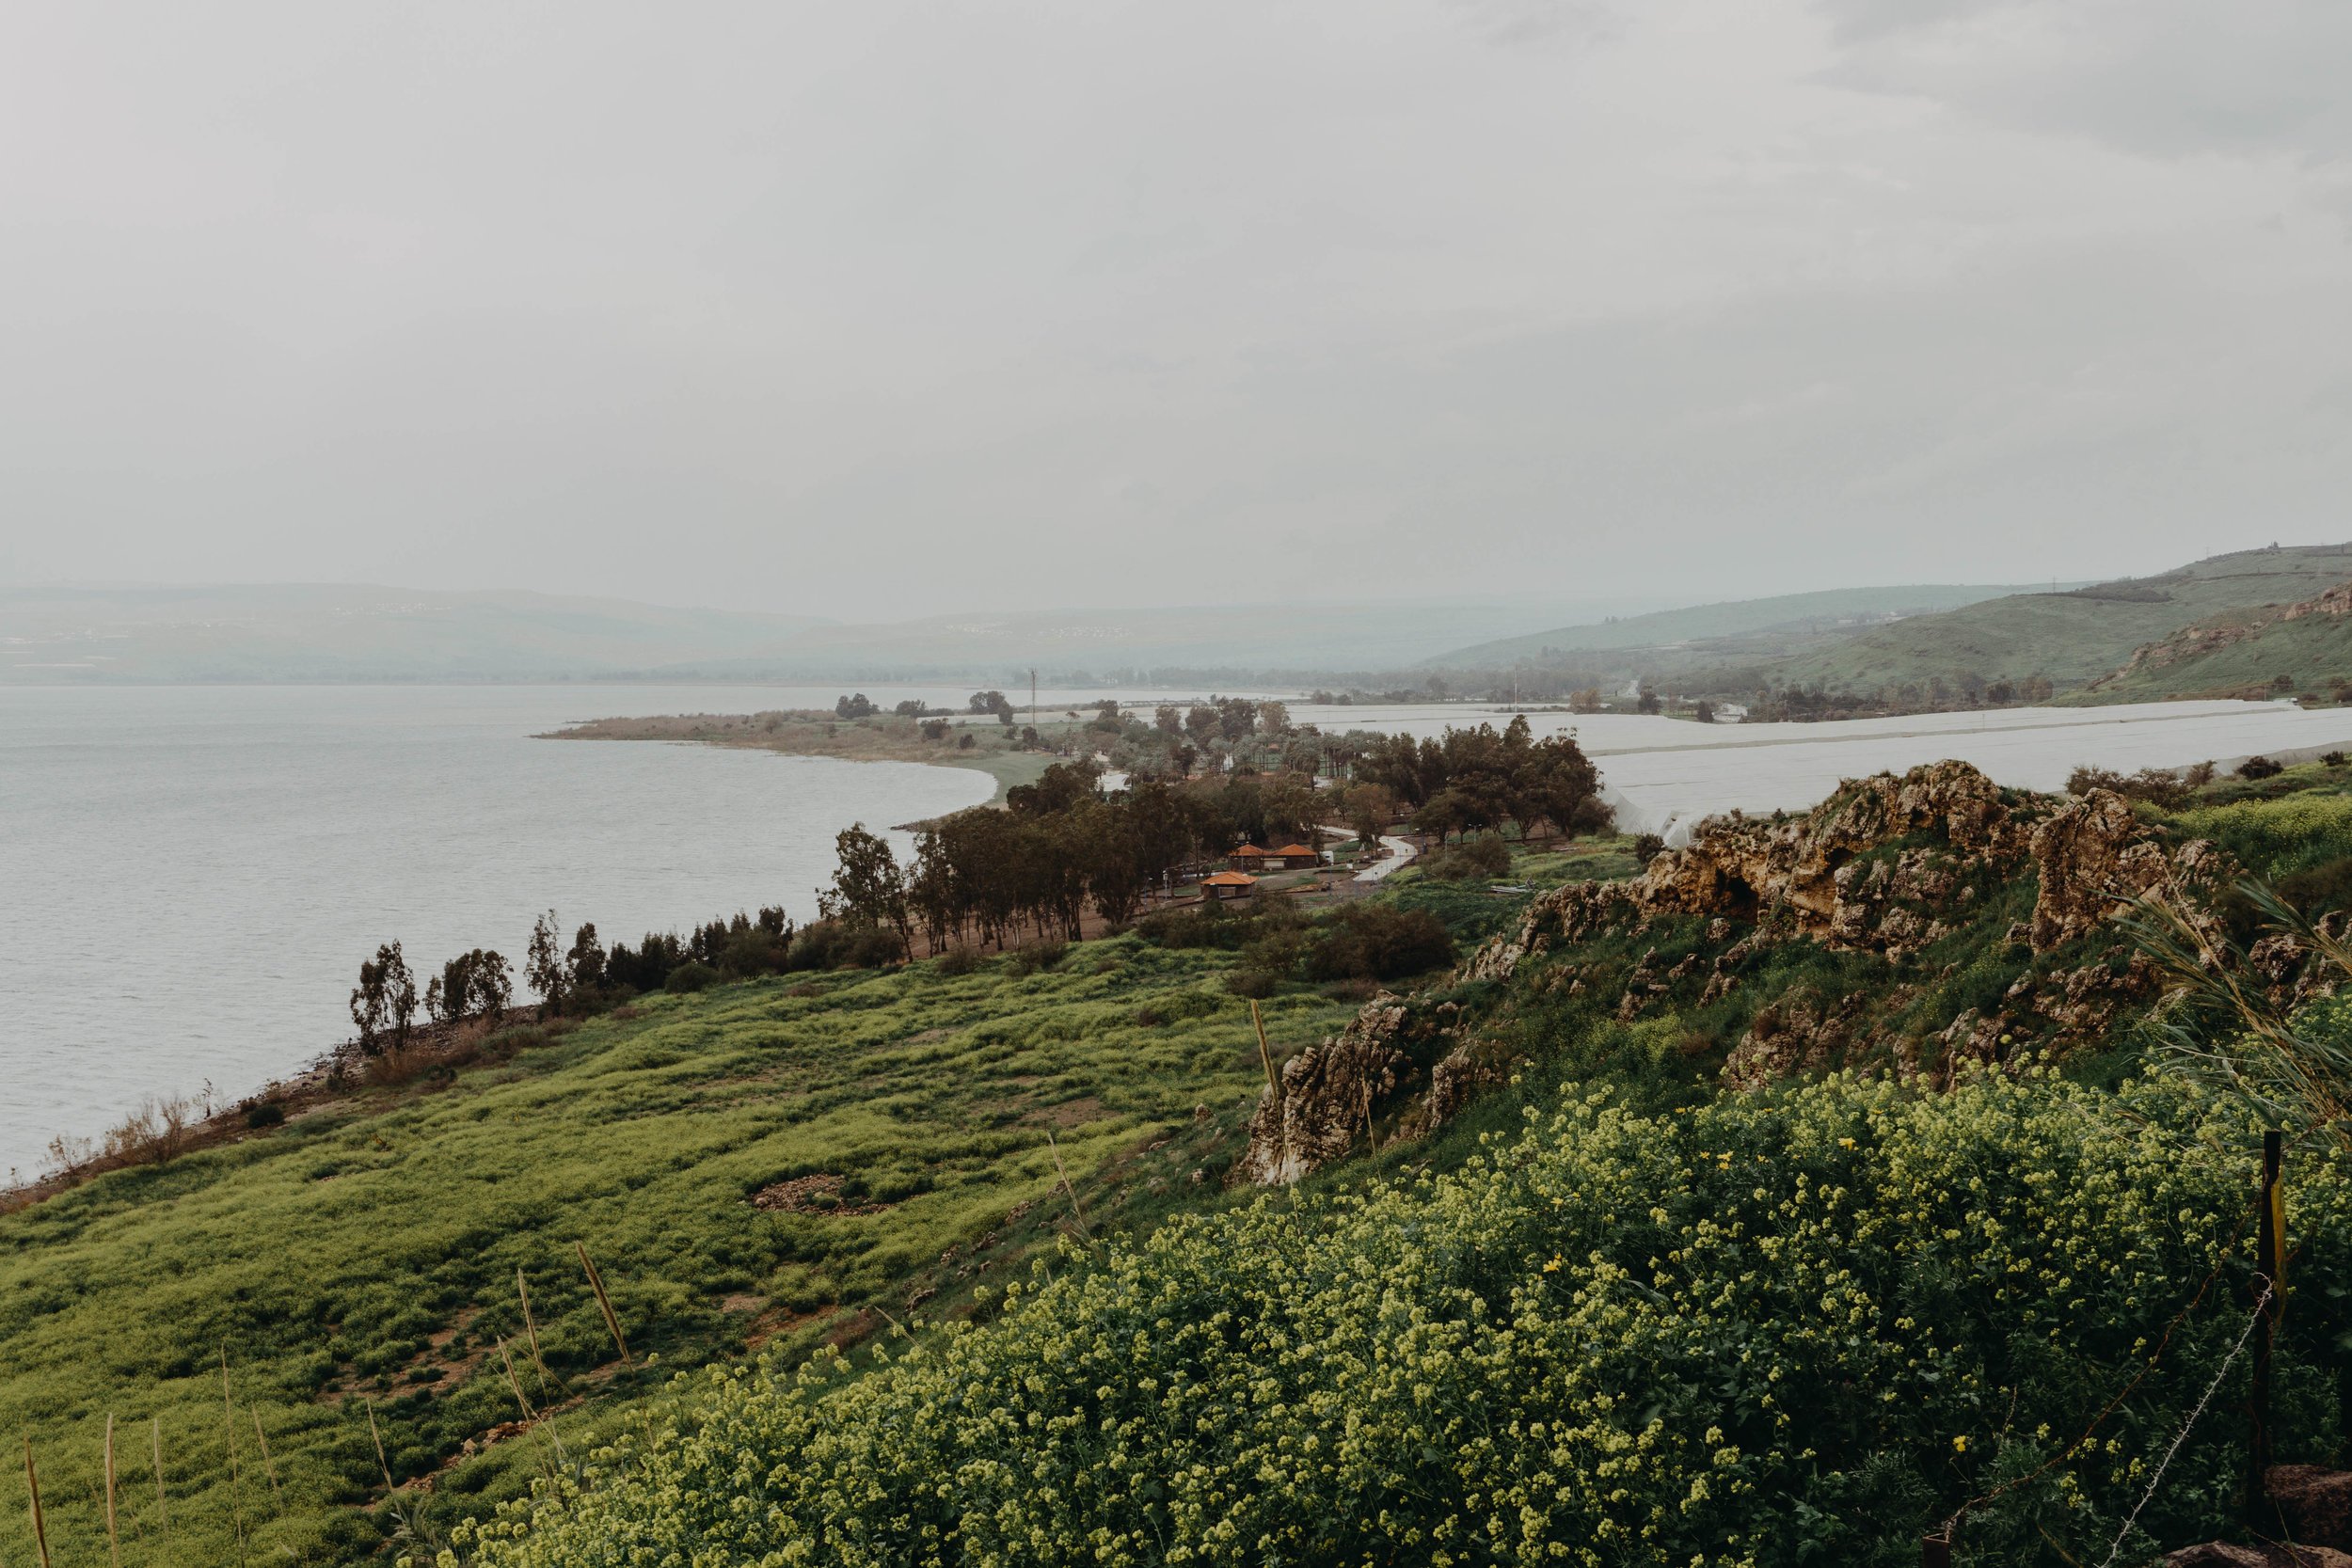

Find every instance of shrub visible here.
[2065,764,2190,809]
[933,945,983,976]
[1220,966,1281,999]
[454,1069,2351,1568]
[1301,904,1456,982]
[244,1101,286,1131]
[1416,834,1511,882]
[1008,941,1066,976]
[2328,752,2349,768]
[663,961,718,994]
[2239,754,2284,781]
[1631,832,1665,862]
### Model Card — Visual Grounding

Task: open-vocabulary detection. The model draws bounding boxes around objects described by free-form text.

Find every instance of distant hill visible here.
[1427,584,2038,668]
[1756,545,2352,694]
[0,584,1671,684]
[2081,577,2352,703]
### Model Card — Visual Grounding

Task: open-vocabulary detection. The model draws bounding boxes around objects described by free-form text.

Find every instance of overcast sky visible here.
[1,1,2345,620]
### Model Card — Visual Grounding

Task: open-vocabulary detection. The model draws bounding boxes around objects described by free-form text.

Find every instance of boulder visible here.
[2270,1465,2352,1549]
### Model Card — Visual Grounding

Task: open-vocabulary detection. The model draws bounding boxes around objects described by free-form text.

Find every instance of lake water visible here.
[0,684,1030,1179]
[1293,698,2352,843]
[14,684,2352,1179]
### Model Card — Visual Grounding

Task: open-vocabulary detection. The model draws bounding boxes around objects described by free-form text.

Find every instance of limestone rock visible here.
[1236,998,1418,1185]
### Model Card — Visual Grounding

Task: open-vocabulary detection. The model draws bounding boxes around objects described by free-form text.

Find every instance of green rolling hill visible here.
[1748,544,2352,695]
[1427,583,2036,667]
[2082,578,2352,703]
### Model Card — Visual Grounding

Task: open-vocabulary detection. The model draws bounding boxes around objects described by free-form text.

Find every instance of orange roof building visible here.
[1202,870,1259,899]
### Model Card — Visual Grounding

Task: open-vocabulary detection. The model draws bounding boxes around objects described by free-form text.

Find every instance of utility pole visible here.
[1028,668,1038,738]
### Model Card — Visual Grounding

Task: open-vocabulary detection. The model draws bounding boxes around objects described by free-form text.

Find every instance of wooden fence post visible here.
[1921,1528,1952,1568]
[2249,1129,2284,1530]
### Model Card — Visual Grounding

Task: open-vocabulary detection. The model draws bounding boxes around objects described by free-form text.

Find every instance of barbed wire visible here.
[2092,1277,2274,1568]
[1940,1197,2256,1542]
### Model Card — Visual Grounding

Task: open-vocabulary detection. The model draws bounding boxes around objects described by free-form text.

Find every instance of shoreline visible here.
[541,709,1061,802]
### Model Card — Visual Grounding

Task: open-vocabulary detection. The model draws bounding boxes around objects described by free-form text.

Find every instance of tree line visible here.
[342,723,1609,1055]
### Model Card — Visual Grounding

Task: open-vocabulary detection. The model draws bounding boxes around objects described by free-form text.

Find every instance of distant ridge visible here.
[1426,584,2041,668]
[1757,544,2352,693]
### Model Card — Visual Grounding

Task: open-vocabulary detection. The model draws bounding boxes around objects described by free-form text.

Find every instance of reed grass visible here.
[249,1406,281,1510]
[516,1266,556,1404]
[217,1344,246,1567]
[23,1438,51,1568]
[576,1242,630,1367]
[149,1416,166,1548]
[103,1413,119,1568]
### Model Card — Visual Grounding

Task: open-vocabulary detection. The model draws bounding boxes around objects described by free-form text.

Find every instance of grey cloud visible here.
[1820,0,2352,160]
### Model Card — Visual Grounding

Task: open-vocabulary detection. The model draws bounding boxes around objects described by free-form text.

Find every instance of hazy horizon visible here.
[6,2,2349,618]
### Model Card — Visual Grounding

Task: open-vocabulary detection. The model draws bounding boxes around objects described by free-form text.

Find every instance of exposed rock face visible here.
[1235,998,1420,1186]
[2028,789,2208,948]
[1239,760,2238,1185]
[2106,577,2352,686]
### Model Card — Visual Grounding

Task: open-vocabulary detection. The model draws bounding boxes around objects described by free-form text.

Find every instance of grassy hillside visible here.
[1761,544,2352,693]
[2080,592,2352,704]
[452,1068,2351,1568]
[0,945,1359,1565]
[1428,583,2037,667]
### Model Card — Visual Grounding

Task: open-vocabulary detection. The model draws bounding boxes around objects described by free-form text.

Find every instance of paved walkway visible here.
[1342,832,1419,884]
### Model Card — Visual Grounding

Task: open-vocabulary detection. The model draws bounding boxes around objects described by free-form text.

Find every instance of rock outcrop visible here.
[1240,760,2238,1185]
[1236,997,1421,1186]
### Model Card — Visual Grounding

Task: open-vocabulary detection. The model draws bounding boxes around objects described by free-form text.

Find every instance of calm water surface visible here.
[0,684,1022,1178]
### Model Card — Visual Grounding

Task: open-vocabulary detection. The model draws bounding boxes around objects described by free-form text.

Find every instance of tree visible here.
[527,910,569,1016]
[834,693,876,719]
[567,922,607,993]
[1569,688,1603,714]
[894,698,928,718]
[820,825,912,958]
[352,940,417,1054]
[1257,700,1291,736]
[1694,701,1715,724]
[1184,705,1219,747]
[1343,783,1393,847]
[1154,705,1184,737]
[1636,687,1661,715]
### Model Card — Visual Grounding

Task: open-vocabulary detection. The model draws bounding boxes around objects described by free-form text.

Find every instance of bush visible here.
[787,921,904,972]
[454,1069,2351,1568]
[933,946,983,976]
[1631,832,1665,863]
[1416,834,1511,882]
[2065,764,2191,809]
[244,1101,286,1131]
[1220,966,1281,999]
[1301,904,1456,982]
[2239,754,2284,781]
[663,961,718,994]
[1008,941,1066,976]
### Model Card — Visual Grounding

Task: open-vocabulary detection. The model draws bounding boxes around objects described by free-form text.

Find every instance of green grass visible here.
[0,942,1354,1565]
[452,1068,2352,1568]
[2079,606,2352,703]
[1764,544,2352,692]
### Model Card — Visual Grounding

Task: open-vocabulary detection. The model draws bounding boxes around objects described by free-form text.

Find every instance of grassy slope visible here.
[2081,606,2352,703]
[0,945,1357,1565]
[1760,544,2352,692]
[1429,584,2034,666]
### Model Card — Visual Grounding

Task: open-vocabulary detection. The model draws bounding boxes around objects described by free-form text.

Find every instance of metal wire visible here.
[2092,1278,2274,1568]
